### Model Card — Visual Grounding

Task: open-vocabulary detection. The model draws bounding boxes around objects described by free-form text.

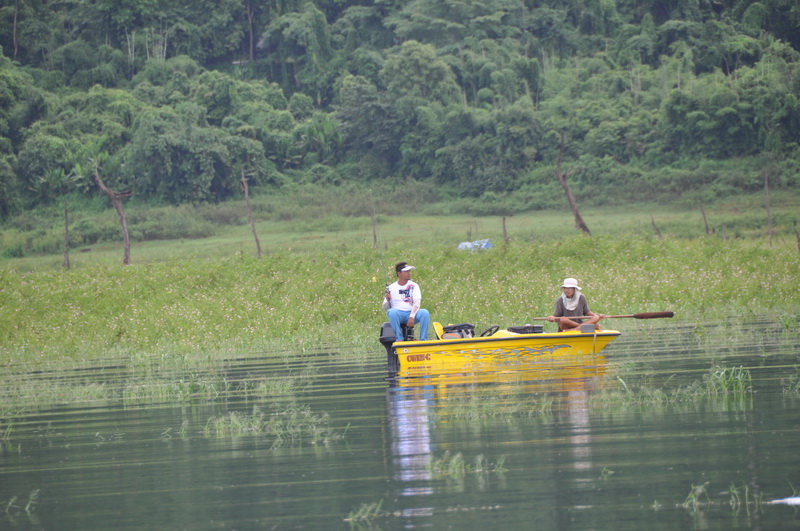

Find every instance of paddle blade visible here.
[633,311,674,319]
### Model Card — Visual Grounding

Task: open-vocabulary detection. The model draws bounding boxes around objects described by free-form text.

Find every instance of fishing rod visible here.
[369,188,391,288]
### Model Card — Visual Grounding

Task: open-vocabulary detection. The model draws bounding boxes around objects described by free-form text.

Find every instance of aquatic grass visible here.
[682,482,712,508]
[592,367,754,410]
[3,489,39,516]
[781,367,800,396]
[704,366,752,396]
[599,466,616,480]
[431,451,467,477]
[427,451,507,478]
[432,389,555,422]
[779,314,800,332]
[727,483,764,515]
[204,407,265,436]
[0,376,114,406]
[344,499,384,527]
[0,355,320,417]
[236,375,306,399]
[203,403,342,448]
[679,481,766,516]
[0,423,18,454]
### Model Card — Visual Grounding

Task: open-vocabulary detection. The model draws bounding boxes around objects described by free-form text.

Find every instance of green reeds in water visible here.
[678,481,764,516]
[704,366,752,396]
[682,482,712,508]
[203,403,344,448]
[3,489,39,516]
[727,483,764,515]
[427,451,507,478]
[344,500,384,527]
[594,367,753,410]
[781,366,800,396]
[433,390,555,422]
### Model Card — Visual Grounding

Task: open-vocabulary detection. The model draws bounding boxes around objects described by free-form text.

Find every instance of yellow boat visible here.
[379,321,621,372]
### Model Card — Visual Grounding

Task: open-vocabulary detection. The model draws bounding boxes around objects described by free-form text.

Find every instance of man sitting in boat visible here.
[547,277,606,331]
[383,262,431,341]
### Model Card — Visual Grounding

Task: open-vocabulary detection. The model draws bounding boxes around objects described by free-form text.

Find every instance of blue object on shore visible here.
[457,239,493,250]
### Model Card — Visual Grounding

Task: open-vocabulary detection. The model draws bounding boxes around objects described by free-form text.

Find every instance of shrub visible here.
[72,218,121,245]
[2,243,24,258]
[197,203,245,226]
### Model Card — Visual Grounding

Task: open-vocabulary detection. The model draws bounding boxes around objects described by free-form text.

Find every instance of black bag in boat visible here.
[507,324,544,334]
[442,323,475,338]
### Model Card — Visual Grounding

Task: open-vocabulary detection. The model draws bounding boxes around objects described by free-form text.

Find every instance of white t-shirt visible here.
[382,281,421,313]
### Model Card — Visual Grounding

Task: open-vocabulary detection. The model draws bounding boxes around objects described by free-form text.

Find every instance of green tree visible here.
[123,104,240,203]
[260,3,333,96]
[387,0,524,48]
[379,41,461,178]
[16,133,75,203]
[227,99,299,170]
[295,112,343,165]
[334,74,401,170]
[380,41,460,107]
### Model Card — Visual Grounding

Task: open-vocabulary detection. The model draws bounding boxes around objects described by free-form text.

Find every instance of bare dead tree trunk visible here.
[63,198,70,270]
[246,1,256,61]
[651,215,662,239]
[372,214,379,249]
[701,207,712,235]
[241,166,262,258]
[12,0,18,59]
[502,216,509,244]
[94,163,133,265]
[125,29,135,79]
[764,170,773,247]
[556,132,591,236]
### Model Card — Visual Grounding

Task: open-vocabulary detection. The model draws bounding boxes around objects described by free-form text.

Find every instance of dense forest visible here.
[1,0,799,221]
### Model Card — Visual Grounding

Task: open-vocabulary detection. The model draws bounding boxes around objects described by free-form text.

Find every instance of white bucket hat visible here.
[561,277,581,290]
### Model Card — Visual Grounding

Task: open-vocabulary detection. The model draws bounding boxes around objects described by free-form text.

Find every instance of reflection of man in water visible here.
[387,385,434,493]
[567,388,592,470]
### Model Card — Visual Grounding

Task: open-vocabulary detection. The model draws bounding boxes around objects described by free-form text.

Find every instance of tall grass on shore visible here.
[1,235,798,370]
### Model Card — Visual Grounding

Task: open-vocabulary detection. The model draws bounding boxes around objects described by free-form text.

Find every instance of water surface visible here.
[2,320,799,530]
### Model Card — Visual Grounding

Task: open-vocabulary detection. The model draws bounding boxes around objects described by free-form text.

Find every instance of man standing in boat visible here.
[383,262,431,341]
[547,277,605,331]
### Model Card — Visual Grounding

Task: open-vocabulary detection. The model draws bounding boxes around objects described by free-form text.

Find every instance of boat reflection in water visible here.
[386,351,608,511]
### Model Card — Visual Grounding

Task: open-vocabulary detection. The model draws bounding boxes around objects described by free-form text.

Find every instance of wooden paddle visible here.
[529,311,674,321]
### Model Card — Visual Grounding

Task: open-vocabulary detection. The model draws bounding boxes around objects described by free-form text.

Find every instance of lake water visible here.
[2,320,800,530]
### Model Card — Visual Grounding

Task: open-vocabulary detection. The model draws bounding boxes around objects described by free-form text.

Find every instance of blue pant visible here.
[387,308,430,341]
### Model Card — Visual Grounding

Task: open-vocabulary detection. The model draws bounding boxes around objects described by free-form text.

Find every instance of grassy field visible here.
[1,234,798,363]
[1,190,799,370]
[2,188,798,270]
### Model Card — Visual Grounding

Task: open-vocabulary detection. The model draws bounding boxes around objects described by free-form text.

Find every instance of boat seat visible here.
[507,324,544,334]
[442,323,475,338]
[378,322,414,343]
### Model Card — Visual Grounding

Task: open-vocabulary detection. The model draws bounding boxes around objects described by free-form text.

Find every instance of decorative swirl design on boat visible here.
[464,344,572,357]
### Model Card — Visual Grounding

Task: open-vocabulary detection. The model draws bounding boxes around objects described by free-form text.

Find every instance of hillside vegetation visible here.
[0,0,798,239]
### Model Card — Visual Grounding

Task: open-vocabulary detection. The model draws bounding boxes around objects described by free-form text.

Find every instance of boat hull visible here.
[388,329,621,372]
